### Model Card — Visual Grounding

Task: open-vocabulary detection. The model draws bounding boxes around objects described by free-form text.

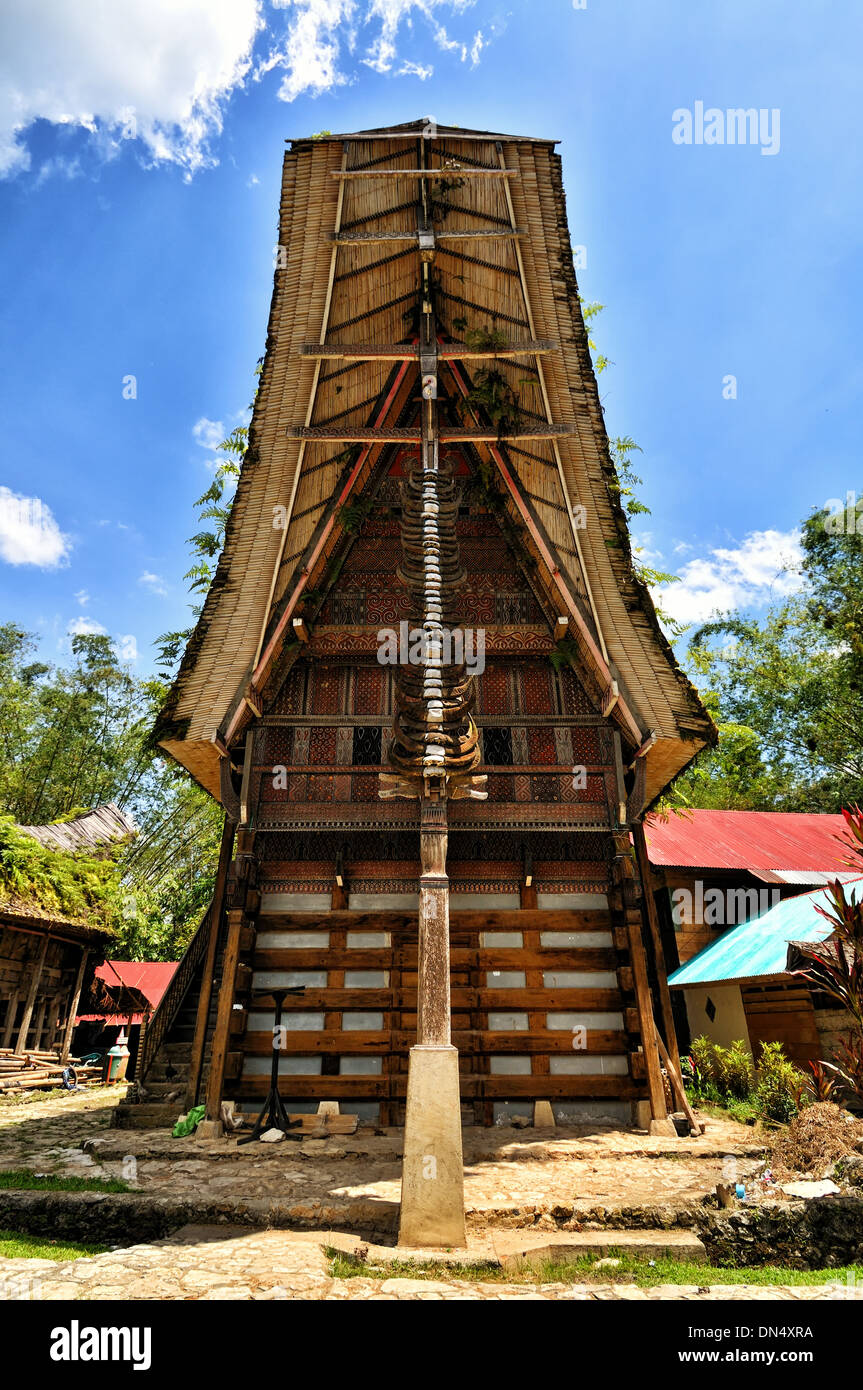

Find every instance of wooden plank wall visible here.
[226,909,644,1123]
[742,982,821,1069]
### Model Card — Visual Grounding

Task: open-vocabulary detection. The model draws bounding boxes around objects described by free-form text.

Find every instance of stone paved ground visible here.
[3,1091,842,1302]
[1,1225,859,1301]
[0,1088,770,1219]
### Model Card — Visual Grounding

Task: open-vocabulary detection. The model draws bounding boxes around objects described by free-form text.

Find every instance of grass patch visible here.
[696,1099,767,1129]
[0,1088,69,1108]
[324,1246,863,1288]
[0,1228,109,1260]
[0,1168,130,1193]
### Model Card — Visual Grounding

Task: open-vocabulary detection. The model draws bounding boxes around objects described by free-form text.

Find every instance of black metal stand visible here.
[237,987,305,1145]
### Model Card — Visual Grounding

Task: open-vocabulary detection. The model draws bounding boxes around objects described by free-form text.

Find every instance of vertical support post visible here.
[612,832,668,1127]
[186,815,236,1109]
[416,800,451,1046]
[31,998,47,1051]
[14,934,49,1054]
[204,907,244,1126]
[60,948,88,1061]
[632,820,682,1076]
[399,798,466,1248]
[625,906,669,1125]
[2,992,20,1049]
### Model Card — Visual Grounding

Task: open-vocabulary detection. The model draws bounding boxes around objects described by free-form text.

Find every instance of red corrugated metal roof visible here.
[99,960,177,1006]
[76,960,177,1024]
[643,810,849,879]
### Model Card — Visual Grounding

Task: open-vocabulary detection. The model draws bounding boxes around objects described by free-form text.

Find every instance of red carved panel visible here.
[310,666,341,714]
[259,727,293,764]
[571,728,602,763]
[308,727,337,763]
[477,663,508,715]
[559,666,592,715]
[351,773,379,801]
[307,774,334,802]
[354,665,385,715]
[522,662,554,715]
[527,727,557,764]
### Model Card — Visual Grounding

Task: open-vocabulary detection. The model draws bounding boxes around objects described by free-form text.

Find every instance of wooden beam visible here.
[332,167,519,179]
[60,948,88,1062]
[446,366,645,748]
[287,425,574,443]
[235,358,415,718]
[241,1029,629,1055]
[632,820,682,1076]
[1,991,20,1049]
[185,817,235,1109]
[602,681,620,718]
[624,909,668,1123]
[205,909,245,1122]
[234,1075,643,1100]
[300,340,557,361]
[291,131,554,144]
[494,144,612,669]
[656,1031,700,1135]
[239,735,255,829]
[249,147,347,678]
[14,935,48,1054]
[331,229,527,244]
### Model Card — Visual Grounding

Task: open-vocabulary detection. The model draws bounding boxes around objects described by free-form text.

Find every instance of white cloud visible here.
[74,588,90,606]
[139,570,168,597]
[653,528,803,626]
[0,0,261,178]
[397,60,433,79]
[192,417,225,451]
[68,615,107,637]
[260,0,353,100]
[0,487,71,567]
[261,0,485,99]
[116,634,139,662]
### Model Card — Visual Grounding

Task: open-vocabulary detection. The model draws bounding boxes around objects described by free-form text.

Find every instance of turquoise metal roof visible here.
[666,884,857,988]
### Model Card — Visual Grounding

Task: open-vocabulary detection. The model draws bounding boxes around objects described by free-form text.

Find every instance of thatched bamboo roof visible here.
[157,119,714,805]
[18,804,137,854]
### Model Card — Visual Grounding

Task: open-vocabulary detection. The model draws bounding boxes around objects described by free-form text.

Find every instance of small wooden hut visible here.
[140,120,714,1144]
[0,806,134,1058]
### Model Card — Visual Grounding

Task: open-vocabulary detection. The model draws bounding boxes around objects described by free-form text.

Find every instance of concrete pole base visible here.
[649,1116,678,1137]
[533,1100,556,1128]
[195,1119,224,1141]
[398,1044,466,1248]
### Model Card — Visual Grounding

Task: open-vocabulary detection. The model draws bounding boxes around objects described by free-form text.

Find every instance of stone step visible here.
[111,1102,183,1130]
[496,1228,706,1268]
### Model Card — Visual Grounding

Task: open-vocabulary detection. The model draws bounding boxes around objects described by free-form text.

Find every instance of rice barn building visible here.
[136,120,715,1242]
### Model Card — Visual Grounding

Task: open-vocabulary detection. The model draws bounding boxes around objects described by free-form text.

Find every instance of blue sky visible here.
[1,0,860,672]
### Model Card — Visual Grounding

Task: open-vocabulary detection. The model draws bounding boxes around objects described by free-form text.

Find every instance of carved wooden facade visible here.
[151,121,715,1129]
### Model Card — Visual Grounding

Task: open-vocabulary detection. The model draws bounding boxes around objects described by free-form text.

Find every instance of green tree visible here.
[0,626,149,825]
[670,498,863,812]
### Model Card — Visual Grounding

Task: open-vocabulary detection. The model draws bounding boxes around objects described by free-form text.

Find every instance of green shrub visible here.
[754,1041,809,1123]
[686,1036,808,1122]
[689,1036,754,1100]
[719,1039,756,1099]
